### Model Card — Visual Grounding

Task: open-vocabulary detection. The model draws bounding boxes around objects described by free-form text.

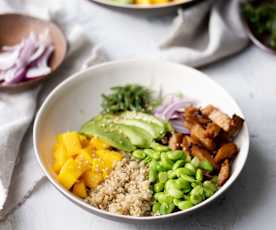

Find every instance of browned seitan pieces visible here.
[218,159,231,186]
[214,143,238,164]
[169,133,184,150]
[191,145,217,168]
[201,105,232,132]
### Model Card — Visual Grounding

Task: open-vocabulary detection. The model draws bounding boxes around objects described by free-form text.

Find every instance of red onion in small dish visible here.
[0,30,54,85]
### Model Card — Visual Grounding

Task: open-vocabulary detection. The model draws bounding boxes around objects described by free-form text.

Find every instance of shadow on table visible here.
[129,140,268,229]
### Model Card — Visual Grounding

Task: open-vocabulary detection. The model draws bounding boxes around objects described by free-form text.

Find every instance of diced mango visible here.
[91,158,105,173]
[79,135,89,148]
[58,158,83,189]
[89,137,110,150]
[151,0,169,4]
[59,132,82,157]
[82,170,104,189]
[96,150,123,169]
[72,181,87,198]
[135,0,151,4]
[75,149,93,173]
[53,143,68,174]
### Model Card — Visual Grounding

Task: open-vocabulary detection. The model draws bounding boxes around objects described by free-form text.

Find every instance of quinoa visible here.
[86,156,153,216]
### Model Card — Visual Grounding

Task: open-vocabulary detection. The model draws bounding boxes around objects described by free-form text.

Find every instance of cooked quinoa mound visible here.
[86,157,153,216]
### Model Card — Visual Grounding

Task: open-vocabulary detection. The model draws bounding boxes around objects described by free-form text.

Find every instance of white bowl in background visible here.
[33,59,249,223]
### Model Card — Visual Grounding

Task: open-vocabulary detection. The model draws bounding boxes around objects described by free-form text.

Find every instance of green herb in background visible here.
[242,2,276,49]
[101,84,160,114]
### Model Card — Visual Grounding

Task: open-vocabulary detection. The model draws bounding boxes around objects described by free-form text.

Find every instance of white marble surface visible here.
[2,0,276,229]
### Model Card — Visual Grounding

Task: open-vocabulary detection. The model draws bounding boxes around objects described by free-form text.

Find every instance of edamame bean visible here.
[185,163,196,175]
[175,178,191,193]
[149,160,158,171]
[154,192,173,203]
[200,160,214,172]
[160,159,173,170]
[151,151,161,160]
[180,174,196,183]
[156,162,166,172]
[149,169,158,182]
[175,167,194,177]
[165,180,184,199]
[185,152,192,162]
[154,182,165,193]
[167,186,183,199]
[190,185,205,203]
[177,200,193,210]
[195,168,203,181]
[143,155,152,164]
[132,150,146,160]
[159,202,175,215]
[168,170,178,179]
[150,142,170,152]
[203,181,217,198]
[172,160,185,170]
[191,157,200,168]
[167,150,185,161]
[191,181,201,188]
[152,202,161,214]
[190,194,204,205]
[211,176,218,184]
[145,149,161,160]
[158,172,168,183]
[144,149,156,158]
[173,198,181,206]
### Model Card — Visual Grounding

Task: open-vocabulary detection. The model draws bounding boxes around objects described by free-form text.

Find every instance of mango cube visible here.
[59,132,82,157]
[96,150,123,169]
[53,143,68,174]
[72,181,87,198]
[90,137,110,150]
[58,158,83,189]
[82,170,104,189]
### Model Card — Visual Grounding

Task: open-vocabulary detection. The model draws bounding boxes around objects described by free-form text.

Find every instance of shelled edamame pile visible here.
[52,84,244,216]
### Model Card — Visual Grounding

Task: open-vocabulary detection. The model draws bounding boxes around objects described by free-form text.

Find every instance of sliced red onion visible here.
[0,31,54,85]
[2,66,26,85]
[0,44,23,70]
[170,119,190,134]
[26,45,54,78]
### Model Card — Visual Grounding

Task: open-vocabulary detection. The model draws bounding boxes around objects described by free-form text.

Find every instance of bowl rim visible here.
[239,1,276,55]
[33,59,250,221]
[88,0,205,10]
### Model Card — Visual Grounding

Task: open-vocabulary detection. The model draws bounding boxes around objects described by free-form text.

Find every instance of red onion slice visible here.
[170,119,190,134]
[0,30,54,85]
[26,45,54,78]
[2,66,26,85]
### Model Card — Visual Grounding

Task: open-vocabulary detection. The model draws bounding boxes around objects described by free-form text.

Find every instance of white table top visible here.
[2,1,276,229]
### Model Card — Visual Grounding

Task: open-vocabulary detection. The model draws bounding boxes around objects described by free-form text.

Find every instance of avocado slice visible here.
[117,124,153,148]
[119,112,167,138]
[80,115,135,152]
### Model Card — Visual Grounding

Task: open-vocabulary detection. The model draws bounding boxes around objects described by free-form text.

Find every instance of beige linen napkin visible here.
[0,0,107,220]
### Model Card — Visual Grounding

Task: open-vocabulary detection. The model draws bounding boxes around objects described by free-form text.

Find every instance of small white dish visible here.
[33,59,249,223]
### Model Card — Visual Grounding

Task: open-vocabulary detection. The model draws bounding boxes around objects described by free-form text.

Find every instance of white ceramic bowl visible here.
[89,0,202,10]
[33,59,249,223]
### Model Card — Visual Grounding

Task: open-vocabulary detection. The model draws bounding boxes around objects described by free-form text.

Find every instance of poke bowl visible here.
[33,59,249,222]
